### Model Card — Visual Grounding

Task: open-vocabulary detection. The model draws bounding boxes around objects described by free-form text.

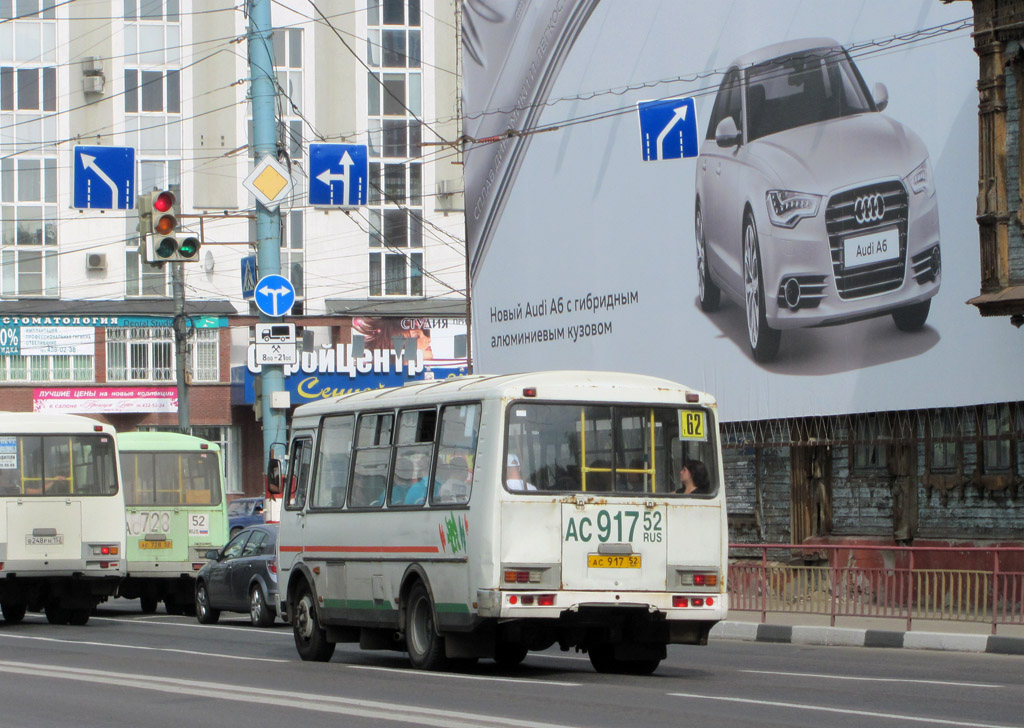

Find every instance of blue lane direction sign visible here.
[73,146,135,209]
[241,255,258,300]
[253,274,295,317]
[309,143,368,207]
[637,98,698,162]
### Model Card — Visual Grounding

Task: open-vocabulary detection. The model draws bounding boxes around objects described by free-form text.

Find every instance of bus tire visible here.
[195,582,220,624]
[45,603,70,625]
[249,584,275,628]
[494,642,528,667]
[588,644,661,675]
[293,585,334,662]
[140,597,158,614]
[1,602,26,623]
[405,581,449,671]
[68,608,90,626]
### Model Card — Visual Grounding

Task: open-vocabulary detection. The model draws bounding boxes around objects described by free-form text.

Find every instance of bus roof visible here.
[291,370,715,419]
[0,412,117,435]
[118,431,221,453]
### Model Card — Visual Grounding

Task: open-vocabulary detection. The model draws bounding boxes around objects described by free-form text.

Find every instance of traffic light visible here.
[142,190,201,263]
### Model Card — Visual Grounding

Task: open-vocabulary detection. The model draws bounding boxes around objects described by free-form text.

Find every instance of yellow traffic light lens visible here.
[155,213,176,235]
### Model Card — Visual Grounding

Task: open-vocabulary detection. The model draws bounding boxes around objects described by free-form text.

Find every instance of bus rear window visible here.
[504,402,718,496]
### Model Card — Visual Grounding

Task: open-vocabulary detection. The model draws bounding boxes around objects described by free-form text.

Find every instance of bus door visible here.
[278,434,314,577]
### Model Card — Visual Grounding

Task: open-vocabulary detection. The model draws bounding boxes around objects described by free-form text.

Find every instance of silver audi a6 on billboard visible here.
[694,38,941,362]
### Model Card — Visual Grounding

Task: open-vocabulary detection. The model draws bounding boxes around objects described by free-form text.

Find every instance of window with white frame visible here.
[189,327,219,382]
[1,2,58,298]
[124,0,180,294]
[106,326,174,382]
[367,0,424,297]
[0,353,93,382]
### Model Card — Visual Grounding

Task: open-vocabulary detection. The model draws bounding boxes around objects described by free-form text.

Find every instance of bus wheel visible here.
[588,644,661,675]
[249,584,275,628]
[293,585,335,662]
[195,582,220,625]
[164,599,184,616]
[68,609,90,626]
[139,597,158,614]
[405,582,449,671]
[45,604,70,625]
[494,642,528,668]
[1,602,26,623]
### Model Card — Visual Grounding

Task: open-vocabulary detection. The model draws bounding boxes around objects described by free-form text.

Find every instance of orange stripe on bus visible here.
[280,545,440,554]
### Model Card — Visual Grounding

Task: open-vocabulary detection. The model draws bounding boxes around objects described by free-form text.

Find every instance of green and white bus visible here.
[273,371,728,674]
[0,413,125,625]
[118,432,228,614]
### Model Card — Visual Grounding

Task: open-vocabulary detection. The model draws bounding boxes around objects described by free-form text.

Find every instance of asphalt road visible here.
[0,601,1020,728]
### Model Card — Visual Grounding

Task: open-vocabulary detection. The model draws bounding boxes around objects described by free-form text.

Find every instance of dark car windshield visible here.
[228,499,253,516]
[745,46,874,142]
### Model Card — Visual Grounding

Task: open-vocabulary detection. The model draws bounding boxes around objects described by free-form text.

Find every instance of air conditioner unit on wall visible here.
[82,75,104,95]
[86,253,107,271]
[82,56,104,76]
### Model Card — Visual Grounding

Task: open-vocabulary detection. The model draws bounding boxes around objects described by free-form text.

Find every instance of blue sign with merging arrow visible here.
[309,143,368,207]
[253,274,295,317]
[73,146,135,209]
[637,98,698,162]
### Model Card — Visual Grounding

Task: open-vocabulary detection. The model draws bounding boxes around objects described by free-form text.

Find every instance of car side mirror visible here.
[872,82,888,112]
[715,117,741,148]
[204,548,220,560]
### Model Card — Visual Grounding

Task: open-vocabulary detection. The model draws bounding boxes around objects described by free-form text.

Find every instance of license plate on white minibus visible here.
[587,554,641,569]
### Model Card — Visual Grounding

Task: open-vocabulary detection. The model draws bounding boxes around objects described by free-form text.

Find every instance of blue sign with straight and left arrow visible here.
[73,145,135,210]
[309,143,368,207]
[637,98,698,162]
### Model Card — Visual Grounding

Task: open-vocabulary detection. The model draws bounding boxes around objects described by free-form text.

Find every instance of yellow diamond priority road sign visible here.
[244,155,293,211]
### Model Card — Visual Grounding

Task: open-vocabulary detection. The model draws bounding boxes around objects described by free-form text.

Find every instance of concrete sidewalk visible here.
[709,613,1024,656]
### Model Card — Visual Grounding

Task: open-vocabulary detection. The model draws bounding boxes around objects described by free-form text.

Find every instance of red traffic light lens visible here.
[153,191,175,213]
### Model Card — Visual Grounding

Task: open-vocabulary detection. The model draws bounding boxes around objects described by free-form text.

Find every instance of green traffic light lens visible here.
[179,237,200,259]
[155,237,177,259]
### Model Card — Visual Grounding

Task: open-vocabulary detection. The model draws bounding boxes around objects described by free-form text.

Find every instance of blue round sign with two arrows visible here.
[253,274,295,317]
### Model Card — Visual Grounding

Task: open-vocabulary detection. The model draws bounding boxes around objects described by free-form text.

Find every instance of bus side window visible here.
[286,438,313,509]
[430,403,481,506]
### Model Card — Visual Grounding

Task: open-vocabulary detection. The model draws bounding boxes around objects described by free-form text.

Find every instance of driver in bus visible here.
[506,454,537,491]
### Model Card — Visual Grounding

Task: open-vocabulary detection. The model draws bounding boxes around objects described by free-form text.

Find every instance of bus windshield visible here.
[0,433,118,496]
[504,402,718,496]
[120,451,223,506]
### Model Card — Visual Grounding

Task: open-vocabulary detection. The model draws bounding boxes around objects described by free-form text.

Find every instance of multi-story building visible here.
[0,0,467,495]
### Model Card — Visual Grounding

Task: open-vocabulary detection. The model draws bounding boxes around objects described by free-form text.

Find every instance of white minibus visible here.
[0,413,125,625]
[273,371,728,674]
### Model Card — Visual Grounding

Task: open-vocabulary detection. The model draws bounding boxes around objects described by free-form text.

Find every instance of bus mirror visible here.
[267,458,283,494]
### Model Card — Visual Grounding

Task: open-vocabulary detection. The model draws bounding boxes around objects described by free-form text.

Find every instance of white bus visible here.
[0,413,126,625]
[273,371,728,674]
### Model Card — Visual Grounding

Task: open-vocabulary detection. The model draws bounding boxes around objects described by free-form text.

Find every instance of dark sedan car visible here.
[227,496,265,537]
[195,524,278,627]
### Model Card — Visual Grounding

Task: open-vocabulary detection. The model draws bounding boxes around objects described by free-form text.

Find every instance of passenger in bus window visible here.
[677,459,710,495]
[435,456,471,504]
[0,469,20,495]
[393,452,430,505]
[351,473,384,507]
[506,454,537,491]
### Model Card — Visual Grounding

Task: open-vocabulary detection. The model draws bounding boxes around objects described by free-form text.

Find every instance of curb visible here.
[709,622,1024,655]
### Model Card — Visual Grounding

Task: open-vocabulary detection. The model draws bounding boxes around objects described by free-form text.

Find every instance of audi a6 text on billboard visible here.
[694,38,941,362]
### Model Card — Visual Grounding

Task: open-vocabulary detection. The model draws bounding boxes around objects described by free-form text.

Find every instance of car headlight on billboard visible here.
[765,190,823,228]
[907,158,934,197]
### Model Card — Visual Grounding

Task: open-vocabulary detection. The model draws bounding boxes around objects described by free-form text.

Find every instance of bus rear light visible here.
[192,563,204,570]
[521,595,534,605]
[504,569,540,584]
[509,595,518,605]
[522,387,537,397]
[673,596,689,608]
[537,594,555,606]
[93,425,104,432]
[679,571,717,587]
[692,597,705,607]
[91,545,119,556]
[706,597,714,606]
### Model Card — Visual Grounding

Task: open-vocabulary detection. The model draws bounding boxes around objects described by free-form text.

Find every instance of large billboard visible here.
[463,0,1024,421]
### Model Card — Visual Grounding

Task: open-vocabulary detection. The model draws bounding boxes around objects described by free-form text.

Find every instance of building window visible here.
[928,409,959,473]
[106,326,174,382]
[366,0,424,298]
[0,157,58,296]
[0,353,92,382]
[189,327,219,382]
[980,403,1012,472]
[853,413,889,472]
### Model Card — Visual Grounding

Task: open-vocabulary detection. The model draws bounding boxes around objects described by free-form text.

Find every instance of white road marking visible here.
[667,692,1022,728]
[0,632,288,662]
[348,663,581,686]
[0,660,579,728]
[740,669,1004,689]
[90,615,294,636]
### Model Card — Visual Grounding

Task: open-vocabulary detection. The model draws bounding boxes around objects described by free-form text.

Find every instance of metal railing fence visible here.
[728,544,1024,634]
